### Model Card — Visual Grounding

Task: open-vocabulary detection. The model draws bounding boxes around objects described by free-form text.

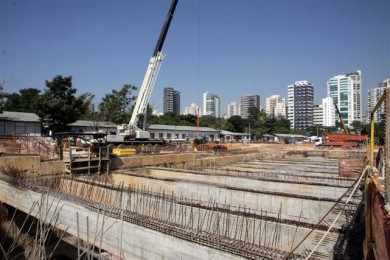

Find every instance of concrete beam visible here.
[0,178,245,260]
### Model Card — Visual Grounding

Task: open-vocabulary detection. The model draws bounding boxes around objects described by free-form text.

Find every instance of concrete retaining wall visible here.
[0,156,64,176]
[0,178,246,260]
[109,172,343,225]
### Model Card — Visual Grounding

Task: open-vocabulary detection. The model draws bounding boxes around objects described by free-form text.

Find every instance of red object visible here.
[195,108,200,128]
[324,133,368,148]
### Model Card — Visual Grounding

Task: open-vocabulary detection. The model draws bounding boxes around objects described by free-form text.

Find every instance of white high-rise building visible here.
[266,95,280,116]
[266,95,279,116]
[226,101,239,118]
[368,78,389,123]
[203,92,221,117]
[327,70,362,127]
[287,81,314,129]
[322,97,336,127]
[313,104,323,126]
[266,95,286,118]
[183,103,200,116]
[274,101,287,118]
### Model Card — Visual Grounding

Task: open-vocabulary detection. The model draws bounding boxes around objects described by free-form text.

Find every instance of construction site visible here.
[0,141,371,259]
[0,98,389,259]
[1,0,389,259]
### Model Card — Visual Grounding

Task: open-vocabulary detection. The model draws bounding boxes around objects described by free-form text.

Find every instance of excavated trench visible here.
[1,151,364,259]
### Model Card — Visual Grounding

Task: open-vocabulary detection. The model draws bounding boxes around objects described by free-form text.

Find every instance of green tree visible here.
[226,115,247,132]
[0,85,6,113]
[98,84,137,124]
[363,121,385,145]
[351,120,363,133]
[273,118,291,134]
[3,88,41,113]
[200,115,225,129]
[37,75,92,133]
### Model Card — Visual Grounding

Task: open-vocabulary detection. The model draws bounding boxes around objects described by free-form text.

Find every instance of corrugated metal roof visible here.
[274,133,306,138]
[0,111,40,122]
[68,120,116,128]
[148,124,219,132]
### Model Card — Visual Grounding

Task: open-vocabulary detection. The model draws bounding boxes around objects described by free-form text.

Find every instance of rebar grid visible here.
[157,166,354,188]
[18,175,318,259]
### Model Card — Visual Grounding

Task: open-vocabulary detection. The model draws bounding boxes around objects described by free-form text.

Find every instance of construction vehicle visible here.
[322,100,367,148]
[107,0,178,146]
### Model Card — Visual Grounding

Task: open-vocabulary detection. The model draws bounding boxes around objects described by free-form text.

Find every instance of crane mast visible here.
[117,0,178,139]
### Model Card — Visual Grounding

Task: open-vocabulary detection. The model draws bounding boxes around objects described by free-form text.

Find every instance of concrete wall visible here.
[109,172,344,226]
[0,178,246,260]
[0,155,40,174]
[142,169,347,199]
[111,153,202,170]
[0,156,64,176]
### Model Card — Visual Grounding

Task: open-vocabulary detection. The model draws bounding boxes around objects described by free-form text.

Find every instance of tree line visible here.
[2,75,381,141]
[1,75,292,137]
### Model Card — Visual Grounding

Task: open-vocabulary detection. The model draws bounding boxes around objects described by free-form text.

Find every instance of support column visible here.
[385,88,390,212]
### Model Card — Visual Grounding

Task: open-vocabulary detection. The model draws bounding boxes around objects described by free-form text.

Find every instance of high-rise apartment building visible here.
[368,78,389,123]
[163,87,180,115]
[203,92,221,117]
[183,103,200,116]
[322,97,336,127]
[313,104,323,126]
[274,100,287,118]
[240,95,260,119]
[327,70,362,127]
[226,101,239,118]
[266,95,286,118]
[287,81,314,129]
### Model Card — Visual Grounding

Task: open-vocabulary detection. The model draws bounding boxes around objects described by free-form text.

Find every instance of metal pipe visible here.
[370,119,375,167]
[369,91,386,167]
[385,88,390,210]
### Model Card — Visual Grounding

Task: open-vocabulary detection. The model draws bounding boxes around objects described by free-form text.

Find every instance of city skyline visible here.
[1,0,389,114]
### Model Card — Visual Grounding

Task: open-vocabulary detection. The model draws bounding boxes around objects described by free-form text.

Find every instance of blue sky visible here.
[1,0,389,113]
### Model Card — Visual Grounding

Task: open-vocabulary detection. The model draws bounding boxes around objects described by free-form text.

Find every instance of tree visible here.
[0,84,6,113]
[226,115,247,132]
[37,75,92,133]
[200,115,225,129]
[98,84,137,124]
[273,118,291,134]
[363,121,385,145]
[3,88,41,113]
[351,120,363,133]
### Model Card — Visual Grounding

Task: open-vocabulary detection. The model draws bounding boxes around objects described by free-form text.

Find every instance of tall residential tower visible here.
[327,70,362,127]
[226,101,239,118]
[266,95,286,118]
[322,97,336,127]
[240,95,260,119]
[287,81,314,129]
[368,78,389,123]
[203,92,221,117]
[163,87,180,115]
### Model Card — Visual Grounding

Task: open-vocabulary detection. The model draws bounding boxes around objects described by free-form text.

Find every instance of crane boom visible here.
[334,102,350,134]
[118,0,178,139]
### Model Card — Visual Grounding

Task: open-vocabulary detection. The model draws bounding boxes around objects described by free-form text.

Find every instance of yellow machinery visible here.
[112,147,137,157]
